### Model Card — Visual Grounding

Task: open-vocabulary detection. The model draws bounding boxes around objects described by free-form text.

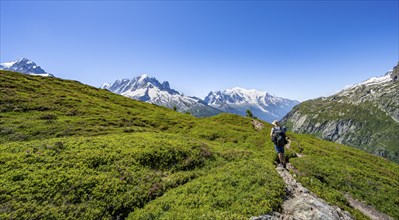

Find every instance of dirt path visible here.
[344,195,394,220]
[250,125,393,220]
[276,165,353,220]
[284,140,394,220]
[252,140,353,219]
[251,164,353,220]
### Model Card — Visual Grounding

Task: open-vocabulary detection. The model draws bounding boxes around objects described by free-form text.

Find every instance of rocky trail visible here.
[251,163,353,220]
[251,139,393,220]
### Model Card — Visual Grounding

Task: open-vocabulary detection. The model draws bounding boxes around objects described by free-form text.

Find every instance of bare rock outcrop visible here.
[251,165,352,220]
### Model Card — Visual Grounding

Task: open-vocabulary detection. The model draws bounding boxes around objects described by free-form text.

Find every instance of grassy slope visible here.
[0,71,285,219]
[288,134,399,219]
[1,70,398,219]
[289,97,399,163]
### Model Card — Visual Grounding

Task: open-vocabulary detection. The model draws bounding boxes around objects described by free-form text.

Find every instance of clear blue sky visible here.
[1,0,398,101]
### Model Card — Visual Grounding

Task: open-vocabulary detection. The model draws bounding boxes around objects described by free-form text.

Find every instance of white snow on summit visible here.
[225,87,267,103]
[122,88,148,98]
[137,74,149,83]
[101,83,111,89]
[205,87,299,122]
[102,74,222,117]
[0,58,54,77]
[341,72,393,94]
[1,60,18,68]
[348,73,391,89]
[29,73,53,77]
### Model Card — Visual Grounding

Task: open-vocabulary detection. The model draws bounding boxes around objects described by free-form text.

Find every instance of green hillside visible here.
[1,70,398,219]
[286,99,399,161]
[281,70,399,163]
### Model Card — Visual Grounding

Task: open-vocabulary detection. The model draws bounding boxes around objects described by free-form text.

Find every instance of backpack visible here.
[273,127,287,147]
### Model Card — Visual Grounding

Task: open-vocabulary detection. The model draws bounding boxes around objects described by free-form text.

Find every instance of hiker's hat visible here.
[272,120,279,126]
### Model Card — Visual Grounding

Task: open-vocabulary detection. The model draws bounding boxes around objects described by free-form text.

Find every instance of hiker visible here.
[270,120,288,168]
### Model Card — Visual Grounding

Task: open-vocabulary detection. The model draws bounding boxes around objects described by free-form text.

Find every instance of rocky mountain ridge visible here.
[205,87,300,122]
[281,62,399,163]
[1,58,299,120]
[103,75,300,122]
[102,75,223,117]
[0,58,54,77]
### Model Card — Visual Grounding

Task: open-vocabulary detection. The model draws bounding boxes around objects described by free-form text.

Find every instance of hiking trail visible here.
[251,164,353,220]
[250,122,393,220]
[250,139,353,220]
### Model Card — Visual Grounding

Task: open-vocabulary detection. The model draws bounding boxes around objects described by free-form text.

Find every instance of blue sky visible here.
[1,0,398,101]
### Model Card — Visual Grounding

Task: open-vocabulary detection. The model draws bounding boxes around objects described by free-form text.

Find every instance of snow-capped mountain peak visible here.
[338,70,396,98]
[102,75,222,117]
[226,87,266,97]
[0,58,54,77]
[344,72,392,90]
[102,74,180,96]
[205,87,299,122]
[1,60,18,68]
[138,74,149,81]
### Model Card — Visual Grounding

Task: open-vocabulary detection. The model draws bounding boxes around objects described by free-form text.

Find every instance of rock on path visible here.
[251,164,353,220]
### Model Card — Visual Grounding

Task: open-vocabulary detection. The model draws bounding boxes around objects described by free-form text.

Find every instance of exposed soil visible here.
[251,163,353,220]
[251,129,393,220]
[344,195,394,220]
[252,119,265,130]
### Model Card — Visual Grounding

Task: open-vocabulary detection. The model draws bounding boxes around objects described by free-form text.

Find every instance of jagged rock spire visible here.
[391,62,398,81]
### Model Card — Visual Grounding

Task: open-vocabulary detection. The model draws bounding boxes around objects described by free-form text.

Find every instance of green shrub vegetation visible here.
[1,133,215,219]
[288,134,399,219]
[289,96,399,163]
[1,70,398,219]
[128,159,284,219]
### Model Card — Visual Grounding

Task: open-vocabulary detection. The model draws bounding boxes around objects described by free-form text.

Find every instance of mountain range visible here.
[101,75,223,117]
[0,58,54,77]
[205,88,300,122]
[281,62,399,163]
[2,57,398,163]
[1,58,299,121]
[103,75,299,121]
